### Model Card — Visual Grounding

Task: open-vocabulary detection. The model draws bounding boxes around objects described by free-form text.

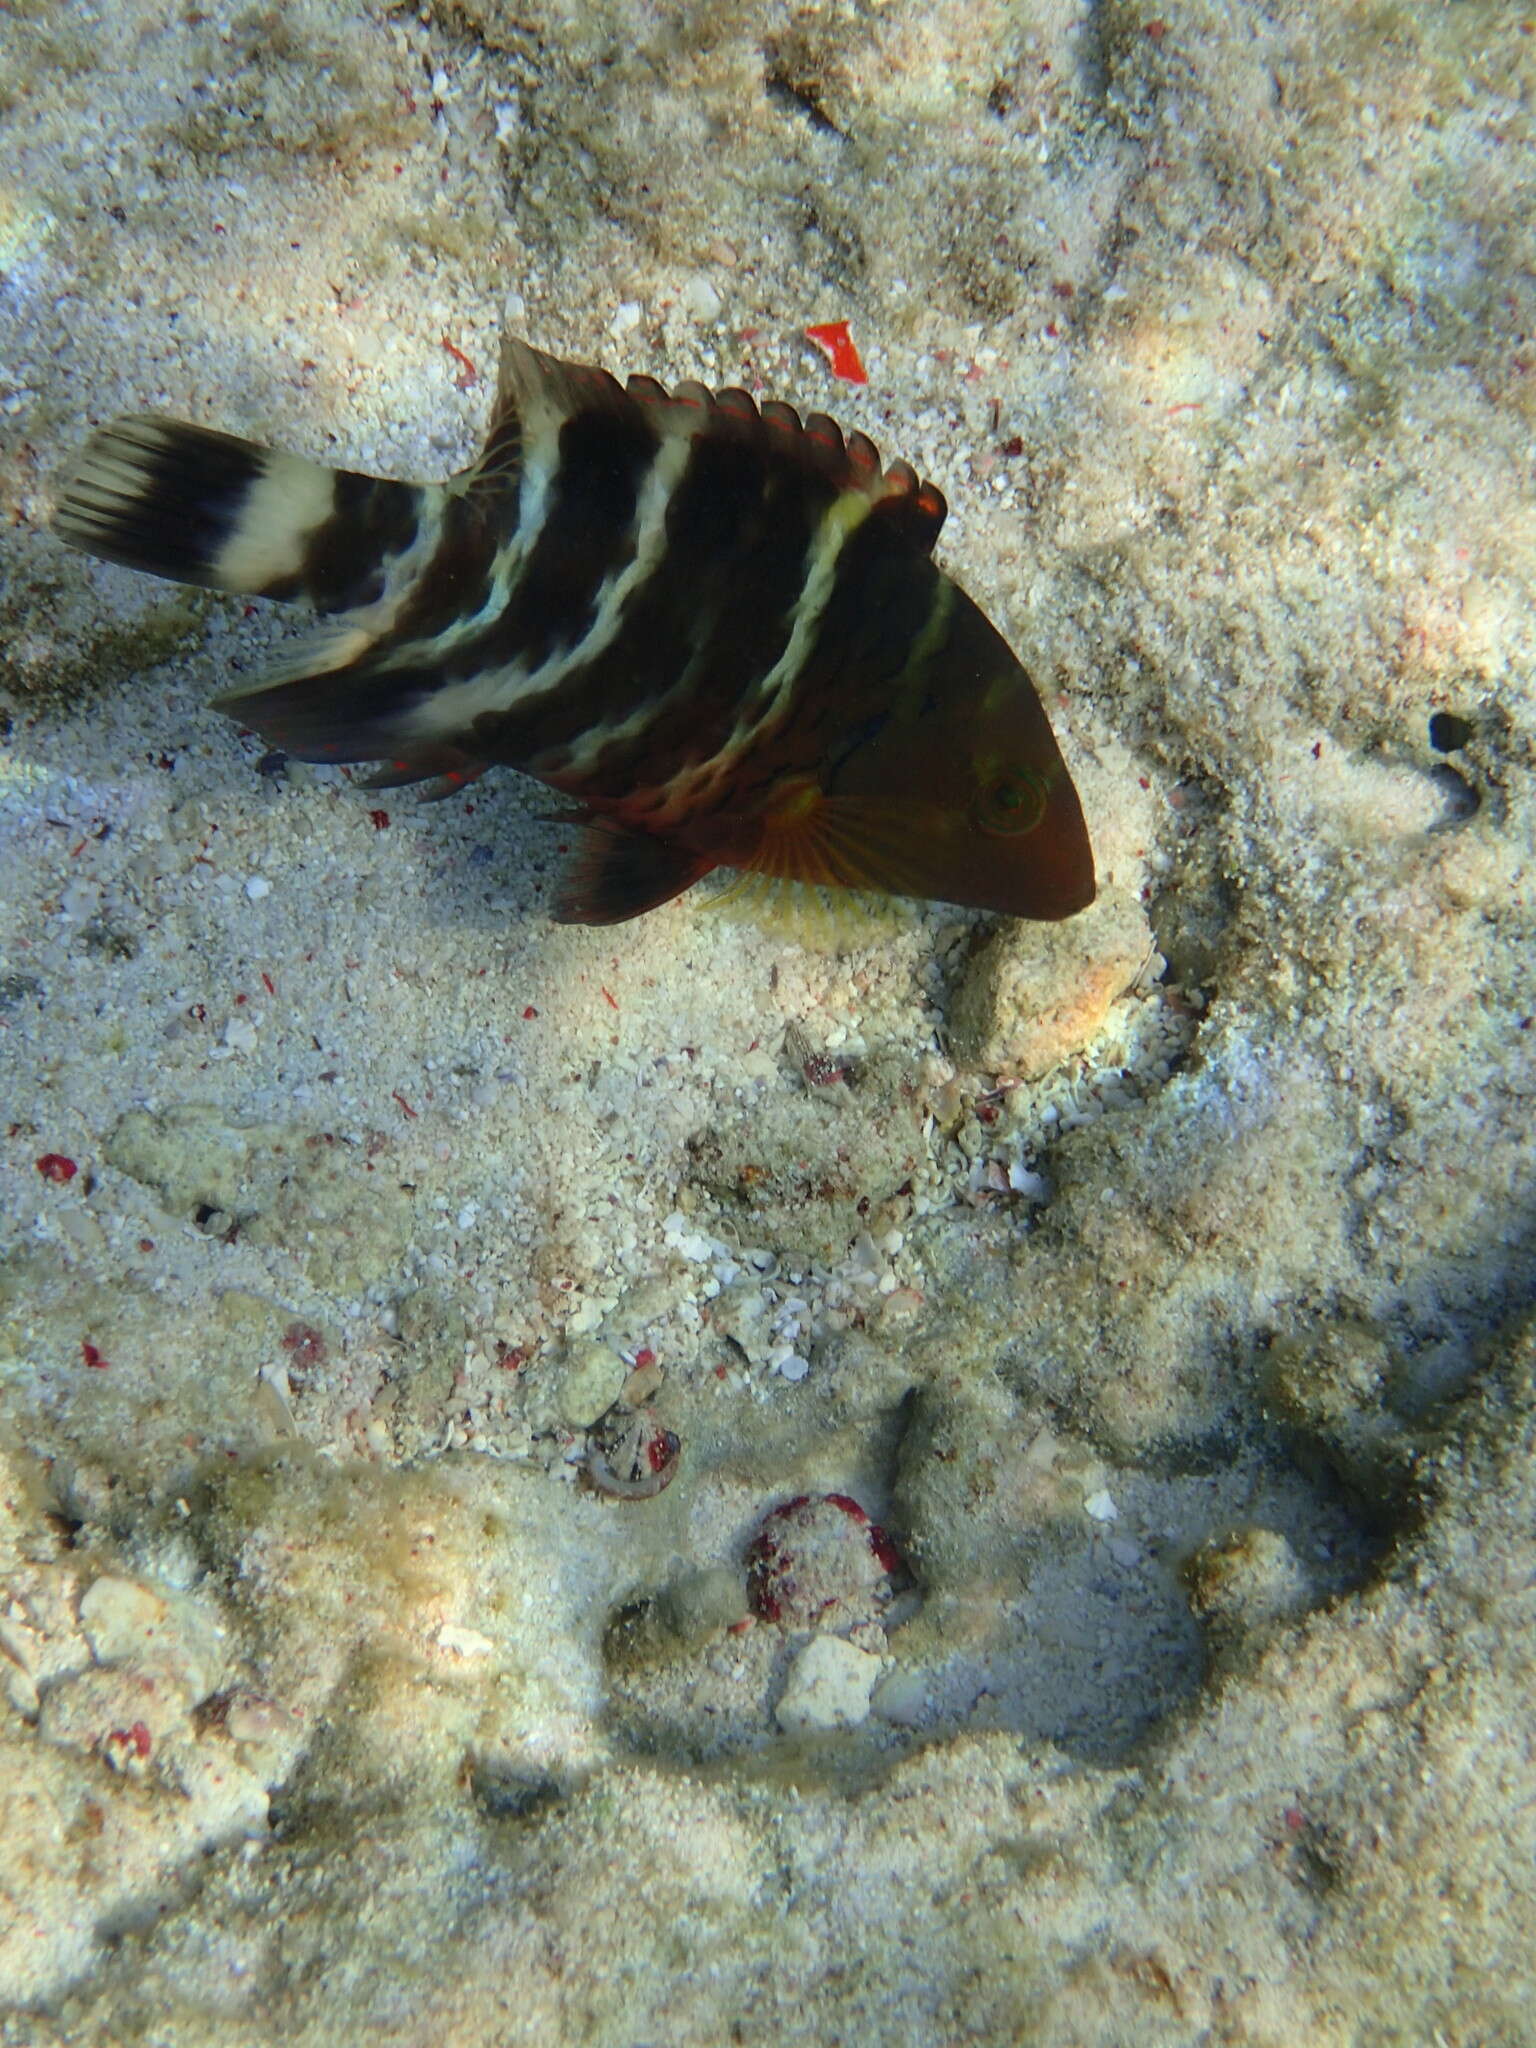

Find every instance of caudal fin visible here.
[51,416,425,613]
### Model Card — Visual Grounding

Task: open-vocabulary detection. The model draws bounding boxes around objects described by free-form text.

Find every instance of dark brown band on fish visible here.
[292,469,421,612]
[374,492,503,646]
[473,403,661,675]
[679,505,947,824]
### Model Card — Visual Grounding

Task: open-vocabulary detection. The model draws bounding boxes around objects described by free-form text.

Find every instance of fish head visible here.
[814,584,1096,920]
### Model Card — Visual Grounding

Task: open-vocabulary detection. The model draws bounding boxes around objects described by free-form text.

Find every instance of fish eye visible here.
[973,765,1048,836]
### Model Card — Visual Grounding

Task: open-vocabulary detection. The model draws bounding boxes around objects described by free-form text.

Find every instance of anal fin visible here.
[554,820,713,925]
[357,750,489,801]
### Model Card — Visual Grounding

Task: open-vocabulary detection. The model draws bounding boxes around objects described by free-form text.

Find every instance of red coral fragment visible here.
[36,1153,78,1183]
[745,1492,905,1627]
[281,1322,327,1379]
[805,320,868,386]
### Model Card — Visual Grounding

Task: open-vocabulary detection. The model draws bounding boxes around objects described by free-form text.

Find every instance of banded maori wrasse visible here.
[53,334,1095,926]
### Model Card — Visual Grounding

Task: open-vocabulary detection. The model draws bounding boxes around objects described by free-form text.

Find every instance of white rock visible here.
[774,1634,881,1734]
[436,1622,497,1659]
[79,1574,224,1702]
[1083,1489,1119,1524]
[680,274,722,322]
[219,1014,258,1056]
[558,1340,627,1428]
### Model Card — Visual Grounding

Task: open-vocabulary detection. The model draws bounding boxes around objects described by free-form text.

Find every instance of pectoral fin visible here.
[742,781,916,897]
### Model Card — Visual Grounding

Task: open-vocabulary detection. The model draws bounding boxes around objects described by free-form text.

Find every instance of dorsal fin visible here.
[486,334,949,549]
[494,334,628,437]
[476,336,631,498]
[802,411,845,456]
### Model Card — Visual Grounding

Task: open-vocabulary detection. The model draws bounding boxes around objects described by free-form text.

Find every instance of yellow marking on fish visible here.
[894,576,954,706]
[213,450,338,591]
[348,487,447,636]
[257,620,374,687]
[403,433,692,738]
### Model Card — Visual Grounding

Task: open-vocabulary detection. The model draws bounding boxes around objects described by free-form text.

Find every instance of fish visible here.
[50,334,1095,926]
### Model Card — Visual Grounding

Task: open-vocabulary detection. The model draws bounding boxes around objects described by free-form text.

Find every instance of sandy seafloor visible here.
[0,1,1533,2041]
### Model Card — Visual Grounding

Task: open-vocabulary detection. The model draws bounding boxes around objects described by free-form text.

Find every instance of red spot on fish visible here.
[804,320,868,385]
[36,1153,78,1183]
[81,1341,110,1370]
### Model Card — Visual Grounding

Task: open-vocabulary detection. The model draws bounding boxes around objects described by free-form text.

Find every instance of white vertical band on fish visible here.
[212,450,340,592]
[401,431,694,739]
[645,487,878,819]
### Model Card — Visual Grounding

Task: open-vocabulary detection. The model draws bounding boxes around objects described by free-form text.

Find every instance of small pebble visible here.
[775,1634,881,1733]
[558,1340,627,1428]
[680,274,722,322]
[870,1666,929,1727]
